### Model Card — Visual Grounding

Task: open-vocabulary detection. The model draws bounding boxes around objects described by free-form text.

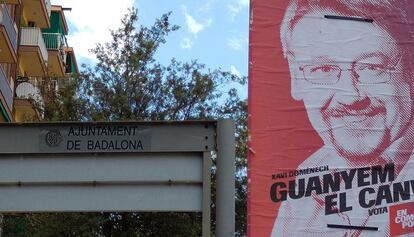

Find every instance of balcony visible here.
[0,65,13,116]
[22,0,51,29]
[43,33,66,77]
[19,27,48,77]
[15,78,44,121]
[4,0,21,4]
[0,4,18,63]
[64,47,78,77]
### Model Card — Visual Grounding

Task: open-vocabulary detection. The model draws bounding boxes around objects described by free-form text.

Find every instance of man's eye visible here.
[357,64,384,71]
[310,65,337,73]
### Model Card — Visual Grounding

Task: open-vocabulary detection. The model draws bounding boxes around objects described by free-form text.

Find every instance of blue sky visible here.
[51,0,249,97]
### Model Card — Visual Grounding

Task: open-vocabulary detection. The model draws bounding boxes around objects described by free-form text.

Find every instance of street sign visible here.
[0,122,216,153]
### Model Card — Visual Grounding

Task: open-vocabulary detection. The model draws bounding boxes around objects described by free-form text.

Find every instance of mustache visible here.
[324,99,386,117]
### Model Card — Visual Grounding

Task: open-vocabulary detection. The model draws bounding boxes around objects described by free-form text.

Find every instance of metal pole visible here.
[202,152,212,237]
[216,119,235,237]
[0,214,3,237]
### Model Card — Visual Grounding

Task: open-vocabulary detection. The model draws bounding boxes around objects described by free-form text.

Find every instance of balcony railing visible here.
[42,33,66,49]
[0,5,18,52]
[42,33,67,63]
[0,65,13,110]
[20,27,48,65]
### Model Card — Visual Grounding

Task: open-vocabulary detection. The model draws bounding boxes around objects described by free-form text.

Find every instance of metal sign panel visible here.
[0,121,216,154]
[0,153,203,183]
[0,153,203,212]
[0,185,202,212]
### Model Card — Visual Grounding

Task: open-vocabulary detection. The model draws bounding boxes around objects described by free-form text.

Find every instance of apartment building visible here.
[0,1,19,122]
[0,0,78,122]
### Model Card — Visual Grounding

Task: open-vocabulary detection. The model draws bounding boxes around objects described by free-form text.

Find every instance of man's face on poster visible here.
[286,10,413,160]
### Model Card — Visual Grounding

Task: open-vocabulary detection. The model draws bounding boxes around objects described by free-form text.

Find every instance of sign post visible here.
[216,119,236,237]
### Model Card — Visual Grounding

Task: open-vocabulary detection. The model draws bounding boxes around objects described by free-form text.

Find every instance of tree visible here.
[3,8,247,237]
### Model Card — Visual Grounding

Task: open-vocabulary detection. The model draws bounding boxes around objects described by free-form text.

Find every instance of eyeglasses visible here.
[298,58,400,85]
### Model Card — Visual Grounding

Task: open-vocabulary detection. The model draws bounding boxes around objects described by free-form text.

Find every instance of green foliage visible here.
[40,78,86,122]
[79,9,243,122]
[3,213,103,237]
[3,8,247,237]
[2,215,28,237]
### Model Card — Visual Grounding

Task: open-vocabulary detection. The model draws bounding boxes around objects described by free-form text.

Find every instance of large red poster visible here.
[248,0,414,236]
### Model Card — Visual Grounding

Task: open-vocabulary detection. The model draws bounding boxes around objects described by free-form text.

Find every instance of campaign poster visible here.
[248,0,414,236]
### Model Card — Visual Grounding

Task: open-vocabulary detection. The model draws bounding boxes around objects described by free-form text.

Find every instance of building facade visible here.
[0,0,78,122]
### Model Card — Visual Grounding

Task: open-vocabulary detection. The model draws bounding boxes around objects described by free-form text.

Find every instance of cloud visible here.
[51,0,134,62]
[239,0,249,7]
[182,5,212,35]
[227,5,239,16]
[185,14,204,34]
[227,0,249,19]
[227,36,246,51]
[198,0,213,12]
[180,38,193,49]
[230,65,241,77]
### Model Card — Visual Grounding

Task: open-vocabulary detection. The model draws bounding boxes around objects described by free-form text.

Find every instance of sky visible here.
[50,0,249,97]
